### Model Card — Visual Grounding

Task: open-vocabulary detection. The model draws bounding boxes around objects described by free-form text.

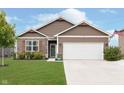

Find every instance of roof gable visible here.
[54,21,110,36]
[18,29,47,37]
[36,17,74,37]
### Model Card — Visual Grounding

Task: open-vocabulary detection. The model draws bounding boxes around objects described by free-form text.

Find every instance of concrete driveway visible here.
[63,60,124,85]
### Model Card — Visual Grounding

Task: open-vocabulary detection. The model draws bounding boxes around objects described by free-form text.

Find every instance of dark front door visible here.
[50,44,56,58]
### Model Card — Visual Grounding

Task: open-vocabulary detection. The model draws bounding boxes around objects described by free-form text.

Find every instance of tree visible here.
[0,11,15,66]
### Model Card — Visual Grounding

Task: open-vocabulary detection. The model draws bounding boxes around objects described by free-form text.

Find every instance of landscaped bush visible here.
[104,47,122,61]
[32,52,43,60]
[17,52,25,59]
[25,52,33,60]
[16,52,44,60]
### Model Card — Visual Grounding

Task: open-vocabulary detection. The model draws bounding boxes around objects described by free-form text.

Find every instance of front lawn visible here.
[0,58,66,85]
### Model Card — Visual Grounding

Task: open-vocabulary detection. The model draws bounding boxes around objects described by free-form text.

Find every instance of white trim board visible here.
[54,20,110,37]
[34,30,48,37]
[47,38,57,40]
[19,37,46,39]
[58,36,109,38]
[18,29,47,37]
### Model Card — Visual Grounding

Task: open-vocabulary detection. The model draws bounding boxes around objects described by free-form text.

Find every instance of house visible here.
[17,17,110,60]
[115,30,124,55]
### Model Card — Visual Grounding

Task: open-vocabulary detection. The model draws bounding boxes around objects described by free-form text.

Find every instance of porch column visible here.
[46,38,49,58]
[56,36,59,58]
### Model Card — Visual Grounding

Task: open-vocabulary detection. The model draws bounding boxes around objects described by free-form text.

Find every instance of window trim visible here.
[25,40,39,52]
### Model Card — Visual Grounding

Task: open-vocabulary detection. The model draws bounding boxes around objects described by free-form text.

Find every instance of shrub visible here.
[32,52,43,60]
[25,52,32,60]
[104,47,122,61]
[18,52,25,59]
[16,52,44,60]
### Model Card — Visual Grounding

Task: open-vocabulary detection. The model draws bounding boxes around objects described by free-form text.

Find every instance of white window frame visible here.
[25,40,39,52]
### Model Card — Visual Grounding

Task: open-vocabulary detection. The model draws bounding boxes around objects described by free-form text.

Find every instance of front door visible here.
[50,44,56,58]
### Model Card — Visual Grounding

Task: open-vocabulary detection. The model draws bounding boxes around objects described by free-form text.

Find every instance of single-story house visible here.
[115,30,124,55]
[16,17,110,60]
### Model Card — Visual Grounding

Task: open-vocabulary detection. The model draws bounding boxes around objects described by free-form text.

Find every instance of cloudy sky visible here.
[0,8,123,46]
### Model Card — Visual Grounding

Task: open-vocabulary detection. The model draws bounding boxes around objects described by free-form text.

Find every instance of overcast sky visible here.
[0,8,123,46]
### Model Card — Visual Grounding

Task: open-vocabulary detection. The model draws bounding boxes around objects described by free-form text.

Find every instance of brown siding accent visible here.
[60,25,108,36]
[40,38,48,55]
[19,31,45,37]
[17,38,47,56]
[37,19,73,37]
[58,37,108,54]
[17,39,25,52]
[119,34,124,54]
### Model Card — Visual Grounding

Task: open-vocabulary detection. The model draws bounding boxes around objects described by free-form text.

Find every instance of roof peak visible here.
[35,16,74,31]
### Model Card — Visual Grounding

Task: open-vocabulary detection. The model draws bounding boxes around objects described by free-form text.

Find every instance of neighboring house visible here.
[17,17,110,60]
[115,30,124,55]
[0,48,14,57]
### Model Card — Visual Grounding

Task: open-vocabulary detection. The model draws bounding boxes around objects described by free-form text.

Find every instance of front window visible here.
[25,40,39,52]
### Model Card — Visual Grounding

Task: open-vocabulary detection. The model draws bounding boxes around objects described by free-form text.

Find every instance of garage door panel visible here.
[63,43,103,60]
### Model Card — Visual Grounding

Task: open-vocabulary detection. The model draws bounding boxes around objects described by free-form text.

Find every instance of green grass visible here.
[0,58,66,85]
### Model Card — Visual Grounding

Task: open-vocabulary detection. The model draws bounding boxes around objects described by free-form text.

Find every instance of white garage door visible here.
[63,42,104,60]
